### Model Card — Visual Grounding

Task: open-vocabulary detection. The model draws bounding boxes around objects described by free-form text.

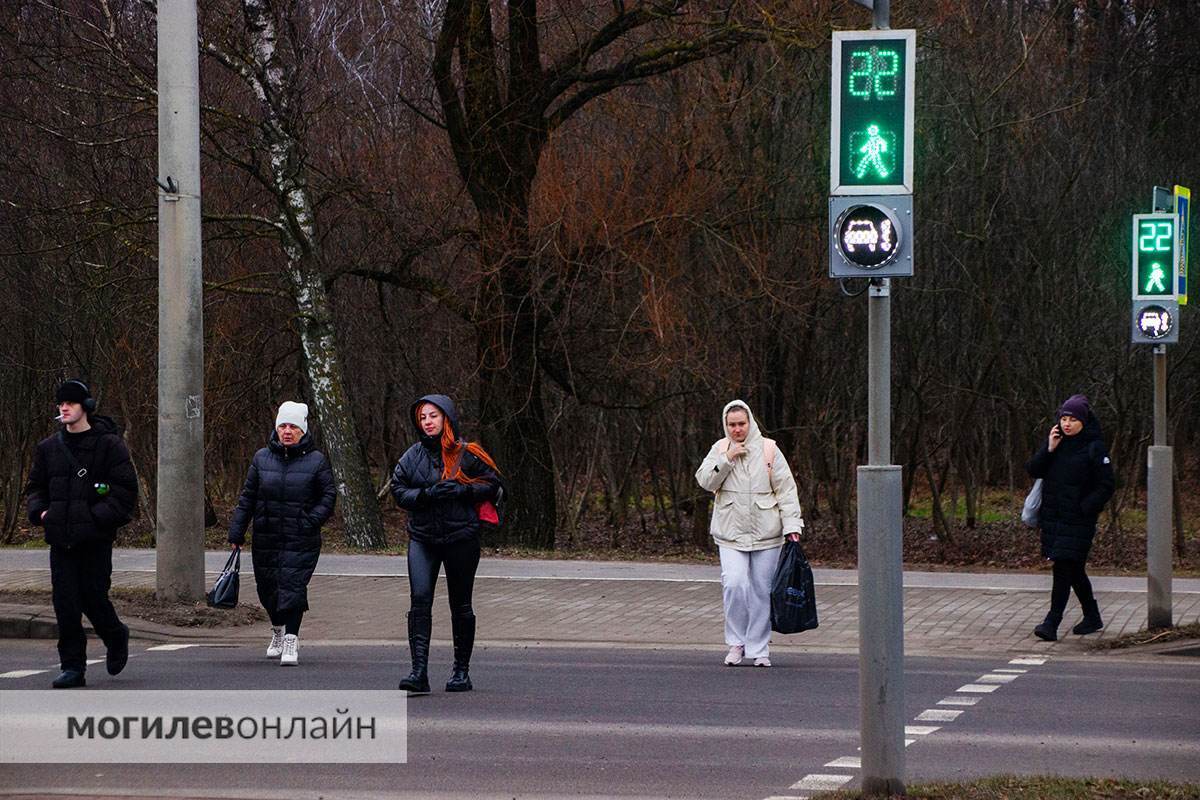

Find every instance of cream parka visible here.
[695,400,805,552]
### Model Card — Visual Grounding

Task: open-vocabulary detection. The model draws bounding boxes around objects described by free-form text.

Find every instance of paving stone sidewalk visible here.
[2,550,1198,657]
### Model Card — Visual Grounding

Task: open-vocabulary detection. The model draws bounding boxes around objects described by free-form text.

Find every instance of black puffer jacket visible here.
[391,394,500,545]
[25,416,138,547]
[229,432,336,613]
[1027,413,1115,562]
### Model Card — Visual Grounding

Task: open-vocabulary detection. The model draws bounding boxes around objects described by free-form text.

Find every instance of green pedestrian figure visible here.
[855,124,890,179]
[1146,262,1167,293]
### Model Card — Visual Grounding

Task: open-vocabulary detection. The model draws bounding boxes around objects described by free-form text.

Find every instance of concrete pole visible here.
[857,279,905,796]
[1147,345,1172,628]
[155,0,205,602]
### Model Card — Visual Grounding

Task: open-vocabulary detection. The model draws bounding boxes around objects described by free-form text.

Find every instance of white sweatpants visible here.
[718,544,781,659]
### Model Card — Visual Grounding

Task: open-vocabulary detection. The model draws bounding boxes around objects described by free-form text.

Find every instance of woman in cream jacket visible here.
[695,400,804,667]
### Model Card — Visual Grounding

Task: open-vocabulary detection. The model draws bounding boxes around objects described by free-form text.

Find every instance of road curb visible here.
[0,604,258,643]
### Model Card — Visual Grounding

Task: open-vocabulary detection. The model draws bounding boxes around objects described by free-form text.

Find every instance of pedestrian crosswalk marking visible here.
[938,695,979,706]
[1010,656,1047,665]
[0,670,46,679]
[146,644,201,651]
[790,774,853,791]
[824,756,861,768]
[905,725,939,735]
[957,683,1000,693]
[995,668,1027,673]
[916,708,963,722]
[977,673,1019,683]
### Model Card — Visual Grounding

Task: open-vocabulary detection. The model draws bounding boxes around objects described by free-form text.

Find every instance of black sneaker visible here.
[52,670,86,689]
[1072,617,1104,636]
[106,623,130,675]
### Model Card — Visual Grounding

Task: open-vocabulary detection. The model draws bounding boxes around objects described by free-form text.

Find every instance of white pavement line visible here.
[0,670,46,679]
[790,775,854,791]
[904,738,917,746]
[824,756,861,768]
[905,725,940,735]
[86,658,104,665]
[957,683,1000,693]
[938,695,980,706]
[916,709,963,722]
[978,673,1019,684]
[995,668,1028,673]
[1009,656,1047,665]
[765,796,810,800]
[146,644,201,651]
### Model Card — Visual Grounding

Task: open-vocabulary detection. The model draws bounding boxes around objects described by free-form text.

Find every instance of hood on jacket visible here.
[720,399,766,457]
[411,394,461,438]
[69,414,122,437]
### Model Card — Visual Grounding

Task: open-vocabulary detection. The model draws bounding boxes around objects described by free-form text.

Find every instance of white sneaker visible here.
[724,645,744,666]
[280,634,298,666]
[754,656,772,668]
[266,626,284,659]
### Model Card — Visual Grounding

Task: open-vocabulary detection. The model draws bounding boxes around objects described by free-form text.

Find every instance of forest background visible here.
[1,0,1197,572]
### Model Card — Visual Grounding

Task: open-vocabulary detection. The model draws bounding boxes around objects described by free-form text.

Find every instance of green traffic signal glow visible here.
[839,39,907,188]
[1133,215,1175,298]
[848,47,900,100]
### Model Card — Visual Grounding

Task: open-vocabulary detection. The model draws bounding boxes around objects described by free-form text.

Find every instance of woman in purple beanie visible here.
[1026,394,1115,641]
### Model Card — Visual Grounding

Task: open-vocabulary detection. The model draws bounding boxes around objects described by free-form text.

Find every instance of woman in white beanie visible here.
[229,401,337,666]
[695,400,804,667]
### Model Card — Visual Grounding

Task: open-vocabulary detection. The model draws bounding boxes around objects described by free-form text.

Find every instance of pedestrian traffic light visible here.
[831,30,916,195]
[829,195,913,278]
[1132,213,1178,301]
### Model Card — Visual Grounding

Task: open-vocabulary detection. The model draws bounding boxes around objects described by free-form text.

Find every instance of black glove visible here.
[425,481,460,501]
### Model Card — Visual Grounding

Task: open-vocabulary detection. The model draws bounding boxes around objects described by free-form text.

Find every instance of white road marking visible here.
[904,738,917,746]
[0,670,46,679]
[938,695,980,706]
[995,668,1027,673]
[916,709,963,722]
[824,756,861,768]
[977,673,1019,683]
[86,658,103,665]
[957,683,1000,693]
[1010,656,1047,665]
[790,774,853,791]
[765,796,809,800]
[145,644,201,651]
[905,725,940,735]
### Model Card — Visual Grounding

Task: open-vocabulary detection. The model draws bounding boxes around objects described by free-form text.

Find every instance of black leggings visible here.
[1048,558,1095,620]
[407,537,481,619]
[268,608,304,636]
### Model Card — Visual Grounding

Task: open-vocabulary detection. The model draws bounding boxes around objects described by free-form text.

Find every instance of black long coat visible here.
[1027,413,1115,563]
[390,394,500,545]
[229,432,336,613]
[25,416,138,547]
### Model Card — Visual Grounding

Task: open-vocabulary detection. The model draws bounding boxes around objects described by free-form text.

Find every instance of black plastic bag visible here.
[206,549,240,609]
[770,540,819,634]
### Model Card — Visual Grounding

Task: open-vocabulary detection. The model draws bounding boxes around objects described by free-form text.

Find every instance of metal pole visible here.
[868,281,892,465]
[874,0,891,29]
[156,0,205,602]
[1147,345,1172,627]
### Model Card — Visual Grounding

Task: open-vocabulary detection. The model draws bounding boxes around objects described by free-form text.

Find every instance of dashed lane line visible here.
[956,683,1001,693]
[789,774,854,791]
[916,708,964,722]
[937,695,980,706]
[0,670,45,679]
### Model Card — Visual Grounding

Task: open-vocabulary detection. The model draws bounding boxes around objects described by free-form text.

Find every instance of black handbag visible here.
[206,549,241,609]
[770,540,819,634]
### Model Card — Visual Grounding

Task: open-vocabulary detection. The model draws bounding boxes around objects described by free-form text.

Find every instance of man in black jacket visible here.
[25,380,138,688]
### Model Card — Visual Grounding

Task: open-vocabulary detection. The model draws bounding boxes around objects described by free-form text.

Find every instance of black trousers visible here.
[268,607,304,636]
[50,540,125,672]
[1048,558,1095,621]
[407,537,481,618]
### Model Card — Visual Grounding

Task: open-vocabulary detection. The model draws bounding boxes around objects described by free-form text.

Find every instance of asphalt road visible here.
[1,640,1197,799]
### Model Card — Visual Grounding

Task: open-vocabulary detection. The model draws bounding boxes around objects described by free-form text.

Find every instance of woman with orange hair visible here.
[391,394,501,694]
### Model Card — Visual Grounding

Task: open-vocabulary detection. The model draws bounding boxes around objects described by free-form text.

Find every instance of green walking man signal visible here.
[1132,213,1178,301]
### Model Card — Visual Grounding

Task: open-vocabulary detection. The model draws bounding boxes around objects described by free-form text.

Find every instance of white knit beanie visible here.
[275,401,309,434]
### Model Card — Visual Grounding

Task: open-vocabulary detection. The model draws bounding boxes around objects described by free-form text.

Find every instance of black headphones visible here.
[61,379,98,414]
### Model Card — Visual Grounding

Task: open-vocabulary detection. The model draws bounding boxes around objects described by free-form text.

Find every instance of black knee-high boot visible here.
[445,613,475,693]
[399,612,432,694]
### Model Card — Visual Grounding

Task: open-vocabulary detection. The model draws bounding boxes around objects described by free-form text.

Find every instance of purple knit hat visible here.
[1057,394,1090,422]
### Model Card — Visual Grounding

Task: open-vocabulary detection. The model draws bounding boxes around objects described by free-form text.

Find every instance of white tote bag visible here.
[1021,479,1043,528]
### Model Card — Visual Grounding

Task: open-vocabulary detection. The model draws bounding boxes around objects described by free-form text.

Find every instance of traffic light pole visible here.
[858,278,905,797]
[155,0,206,602]
[1147,345,1172,628]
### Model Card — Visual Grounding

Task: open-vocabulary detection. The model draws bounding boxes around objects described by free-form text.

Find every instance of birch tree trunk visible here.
[239,0,385,548]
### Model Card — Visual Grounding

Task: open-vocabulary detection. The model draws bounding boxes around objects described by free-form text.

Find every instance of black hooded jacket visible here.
[228,431,336,612]
[25,416,138,547]
[390,394,500,545]
[1027,412,1115,562]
